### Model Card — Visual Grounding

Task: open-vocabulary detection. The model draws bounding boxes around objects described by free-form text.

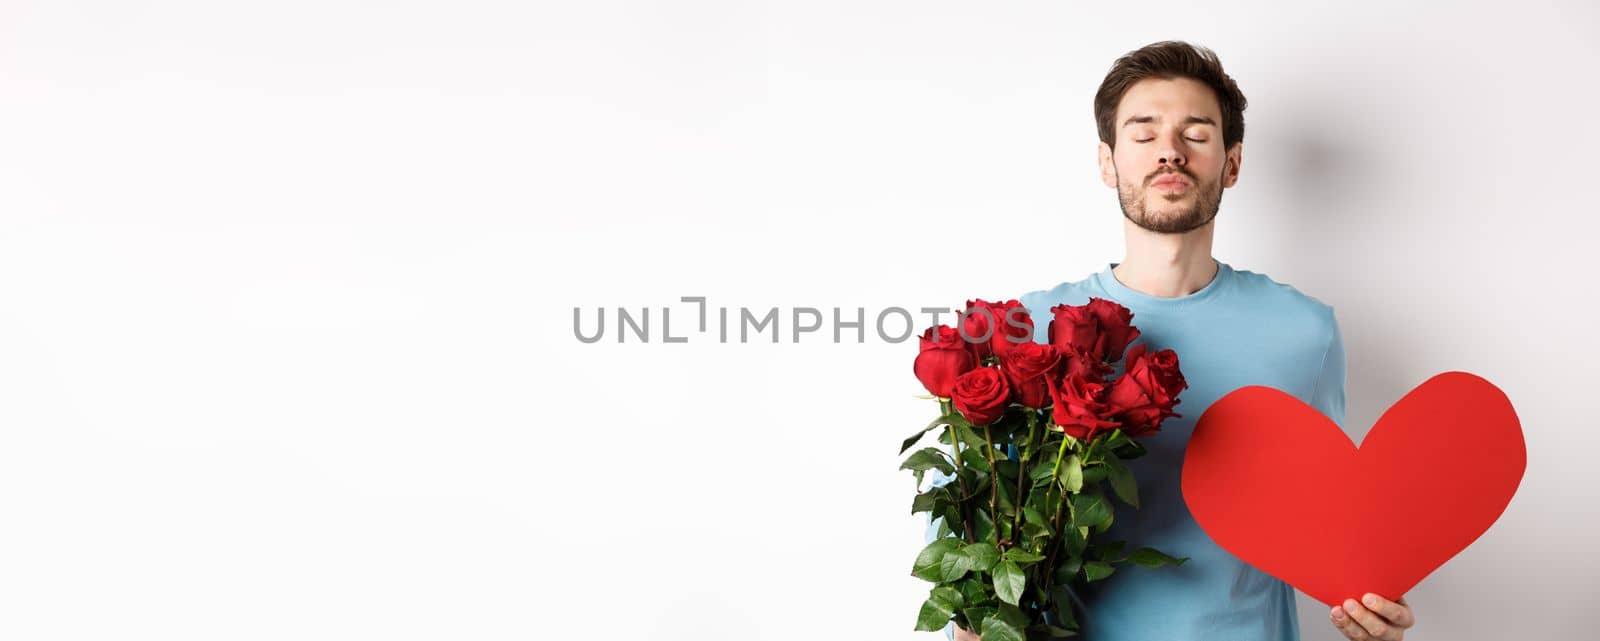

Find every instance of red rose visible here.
[914,325,978,398]
[1048,297,1141,365]
[962,299,1033,360]
[1058,344,1115,381]
[1048,370,1120,440]
[1104,343,1188,437]
[966,297,1030,356]
[999,342,1060,409]
[952,367,1011,426]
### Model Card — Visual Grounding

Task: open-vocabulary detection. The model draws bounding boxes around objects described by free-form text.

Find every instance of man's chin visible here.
[1134,210,1207,233]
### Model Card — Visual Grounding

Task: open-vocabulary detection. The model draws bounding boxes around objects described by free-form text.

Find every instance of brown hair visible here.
[1093,40,1247,151]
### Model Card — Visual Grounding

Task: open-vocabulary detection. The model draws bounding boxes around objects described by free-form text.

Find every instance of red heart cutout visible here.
[1181,371,1524,608]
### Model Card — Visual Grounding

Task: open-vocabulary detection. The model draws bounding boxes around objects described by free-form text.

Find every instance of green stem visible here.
[1011,411,1036,544]
[981,425,1001,546]
[941,400,976,544]
[1050,430,1072,480]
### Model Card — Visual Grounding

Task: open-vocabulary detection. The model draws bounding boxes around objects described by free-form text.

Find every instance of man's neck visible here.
[1112,218,1219,299]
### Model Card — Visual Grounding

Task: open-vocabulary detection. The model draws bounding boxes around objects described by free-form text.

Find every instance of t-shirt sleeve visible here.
[1310,307,1347,430]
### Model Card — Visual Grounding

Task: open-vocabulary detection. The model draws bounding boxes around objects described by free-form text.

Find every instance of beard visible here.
[1116,165,1225,234]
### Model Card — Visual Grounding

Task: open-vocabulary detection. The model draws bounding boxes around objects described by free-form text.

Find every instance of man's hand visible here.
[953,624,979,641]
[1330,593,1415,640]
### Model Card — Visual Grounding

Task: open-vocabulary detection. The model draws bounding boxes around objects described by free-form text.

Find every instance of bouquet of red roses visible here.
[901,297,1191,640]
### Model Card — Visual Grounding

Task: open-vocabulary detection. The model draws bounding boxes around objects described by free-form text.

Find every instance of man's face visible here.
[1098,76,1242,235]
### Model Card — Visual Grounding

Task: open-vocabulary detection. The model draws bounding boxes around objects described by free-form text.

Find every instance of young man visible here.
[926,41,1417,641]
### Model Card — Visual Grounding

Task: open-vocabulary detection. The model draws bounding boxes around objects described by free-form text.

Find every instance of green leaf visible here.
[1055,554,1082,582]
[957,423,989,455]
[1092,540,1126,563]
[1103,456,1139,509]
[1126,547,1189,568]
[1083,560,1115,582]
[1112,437,1147,460]
[974,507,997,544]
[915,592,956,631]
[1100,429,1129,452]
[962,607,996,637]
[1060,522,1087,558]
[911,538,962,582]
[911,487,950,515]
[1021,506,1054,539]
[1026,482,1053,512]
[940,505,962,538]
[904,412,963,454]
[901,447,955,488]
[963,541,1001,573]
[1002,548,1045,565]
[932,585,964,609]
[1063,454,1083,493]
[997,602,1031,629]
[1093,508,1115,535]
[1022,520,1052,542]
[979,604,1028,641]
[940,545,975,582]
[1081,463,1108,484]
[995,475,1017,515]
[1029,460,1055,482]
[956,577,988,607]
[1071,493,1111,530]
[991,560,1027,606]
[961,445,992,473]
[1050,585,1079,630]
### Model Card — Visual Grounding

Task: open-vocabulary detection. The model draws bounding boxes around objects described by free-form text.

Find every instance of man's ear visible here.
[1098,141,1117,189]
[1221,142,1242,188]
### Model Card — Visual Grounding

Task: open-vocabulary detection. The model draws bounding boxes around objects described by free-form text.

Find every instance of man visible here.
[924,41,1417,641]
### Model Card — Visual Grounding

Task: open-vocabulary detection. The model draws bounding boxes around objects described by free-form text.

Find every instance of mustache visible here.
[1147,168,1195,184]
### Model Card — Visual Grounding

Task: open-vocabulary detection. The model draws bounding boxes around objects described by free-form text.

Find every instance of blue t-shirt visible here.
[923,258,1345,641]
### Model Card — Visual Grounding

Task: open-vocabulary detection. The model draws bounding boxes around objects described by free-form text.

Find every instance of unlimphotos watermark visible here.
[572,296,1029,344]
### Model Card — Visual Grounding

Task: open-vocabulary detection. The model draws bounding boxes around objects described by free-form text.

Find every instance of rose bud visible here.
[914,325,978,398]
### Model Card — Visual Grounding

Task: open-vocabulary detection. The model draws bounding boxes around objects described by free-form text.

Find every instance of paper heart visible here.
[1181,371,1524,608]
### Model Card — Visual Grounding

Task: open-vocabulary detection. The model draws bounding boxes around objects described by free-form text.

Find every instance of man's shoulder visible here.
[1229,264,1338,325]
[1018,273,1098,315]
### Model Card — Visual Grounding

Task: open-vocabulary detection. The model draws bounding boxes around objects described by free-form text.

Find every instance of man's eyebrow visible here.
[1121,114,1219,128]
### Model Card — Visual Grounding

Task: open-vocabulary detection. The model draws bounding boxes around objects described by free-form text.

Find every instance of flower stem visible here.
[942,401,976,544]
[1011,411,1037,544]
[1050,431,1071,480]
[981,425,1001,546]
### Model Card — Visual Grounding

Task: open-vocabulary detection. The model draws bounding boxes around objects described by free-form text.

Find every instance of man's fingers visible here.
[1362,593,1416,629]
[1343,599,1396,640]
[1330,605,1372,640]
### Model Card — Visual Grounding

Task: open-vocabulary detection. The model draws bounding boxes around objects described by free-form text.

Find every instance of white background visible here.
[1,1,1595,639]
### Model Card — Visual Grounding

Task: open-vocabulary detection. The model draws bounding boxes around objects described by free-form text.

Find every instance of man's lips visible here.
[1152,175,1191,190]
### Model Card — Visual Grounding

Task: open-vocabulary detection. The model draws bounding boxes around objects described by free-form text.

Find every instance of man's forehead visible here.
[1119,112,1219,128]
[1117,79,1222,125]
